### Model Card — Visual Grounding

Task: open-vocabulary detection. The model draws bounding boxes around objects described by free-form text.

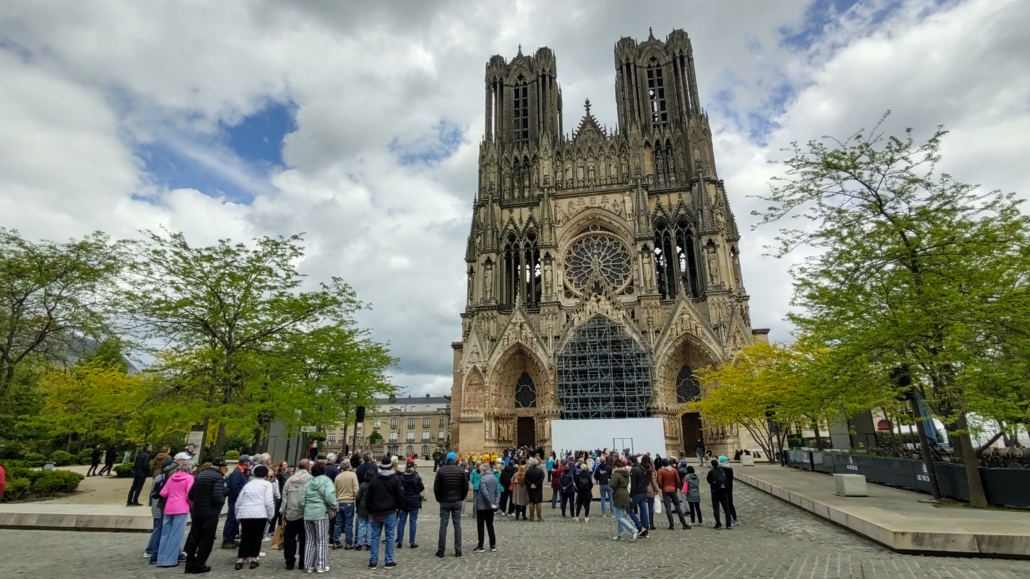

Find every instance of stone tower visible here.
[451,29,763,457]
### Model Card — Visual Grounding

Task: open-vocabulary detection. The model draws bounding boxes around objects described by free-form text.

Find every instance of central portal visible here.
[517,417,535,448]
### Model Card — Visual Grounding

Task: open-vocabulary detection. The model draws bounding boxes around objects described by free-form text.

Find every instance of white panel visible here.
[550,418,666,458]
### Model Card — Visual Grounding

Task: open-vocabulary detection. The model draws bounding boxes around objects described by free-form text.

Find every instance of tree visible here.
[121,230,373,458]
[0,229,124,401]
[755,114,1030,506]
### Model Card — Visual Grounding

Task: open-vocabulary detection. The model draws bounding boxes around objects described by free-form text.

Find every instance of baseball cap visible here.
[239,454,250,463]
[446,451,456,461]
[211,457,228,467]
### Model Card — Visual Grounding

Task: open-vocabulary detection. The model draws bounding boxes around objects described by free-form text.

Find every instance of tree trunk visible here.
[213,422,228,458]
[813,421,825,450]
[956,413,988,507]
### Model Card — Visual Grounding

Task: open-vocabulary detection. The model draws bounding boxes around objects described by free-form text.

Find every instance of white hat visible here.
[173,452,191,461]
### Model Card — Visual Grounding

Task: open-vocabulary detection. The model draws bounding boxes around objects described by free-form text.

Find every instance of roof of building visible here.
[376,394,451,405]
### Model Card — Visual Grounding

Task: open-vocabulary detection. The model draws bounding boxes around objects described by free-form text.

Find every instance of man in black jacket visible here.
[365,456,404,569]
[498,462,516,516]
[87,444,102,477]
[627,456,650,536]
[707,458,733,529]
[127,444,151,506]
[355,453,376,487]
[594,460,613,518]
[433,452,468,558]
[183,458,228,574]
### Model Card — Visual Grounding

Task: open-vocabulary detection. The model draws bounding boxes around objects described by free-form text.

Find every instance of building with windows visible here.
[451,29,768,457]
[325,394,451,459]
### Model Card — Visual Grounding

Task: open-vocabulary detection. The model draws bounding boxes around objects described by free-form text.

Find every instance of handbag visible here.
[269,523,284,550]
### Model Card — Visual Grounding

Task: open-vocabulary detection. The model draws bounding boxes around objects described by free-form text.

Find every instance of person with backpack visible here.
[396,461,424,549]
[706,459,732,529]
[156,461,194,567]
[718,455,738,526]
[682,465,702,525]
[281,459,312,571]
[573,461,594,523]
[144,459,173,563]
[182,458,228,574]
[354,470,373,552]
[557,464,576,519]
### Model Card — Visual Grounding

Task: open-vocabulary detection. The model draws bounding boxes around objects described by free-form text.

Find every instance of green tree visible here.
[755,114,1030,506]
[121,230,373,458]
[0,229,124,401]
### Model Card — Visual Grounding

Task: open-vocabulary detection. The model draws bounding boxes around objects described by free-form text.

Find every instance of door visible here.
[517,417,535,448]
[681,412,703,454]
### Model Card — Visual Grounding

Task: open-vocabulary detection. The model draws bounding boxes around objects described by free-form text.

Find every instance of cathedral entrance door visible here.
[517,417,535,448]
[681,413,703,454]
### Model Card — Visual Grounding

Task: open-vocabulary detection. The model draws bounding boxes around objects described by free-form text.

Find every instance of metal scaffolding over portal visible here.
[556,316,653,419]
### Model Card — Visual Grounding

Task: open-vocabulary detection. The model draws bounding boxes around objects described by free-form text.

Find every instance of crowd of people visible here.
[134,440,739,573]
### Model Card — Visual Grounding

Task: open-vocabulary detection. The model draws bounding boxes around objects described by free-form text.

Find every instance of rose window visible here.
[563,230,632,296]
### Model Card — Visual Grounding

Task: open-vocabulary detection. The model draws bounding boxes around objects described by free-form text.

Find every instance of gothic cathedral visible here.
[451,29,766,457]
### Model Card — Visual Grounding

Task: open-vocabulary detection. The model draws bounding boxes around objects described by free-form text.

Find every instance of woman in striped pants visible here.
[300,462,337,573]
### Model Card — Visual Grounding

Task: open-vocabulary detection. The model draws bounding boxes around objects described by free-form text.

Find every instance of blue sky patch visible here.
[389,119,464,166]
[780,0,863,51]
[225,101,296,166]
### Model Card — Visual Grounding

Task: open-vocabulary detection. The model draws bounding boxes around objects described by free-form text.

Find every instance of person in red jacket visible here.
[656,458,690,530]
[0,464,6,499]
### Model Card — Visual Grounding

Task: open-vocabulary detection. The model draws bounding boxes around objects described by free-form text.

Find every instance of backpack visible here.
[711,466,727,489]
[151,474,166,501]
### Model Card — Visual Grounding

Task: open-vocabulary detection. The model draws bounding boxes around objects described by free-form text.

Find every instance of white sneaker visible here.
[259,552,266,558]
[612,535,621,541]
[630,530,638,543]
[584,517,590,523]
[263,536,271,542]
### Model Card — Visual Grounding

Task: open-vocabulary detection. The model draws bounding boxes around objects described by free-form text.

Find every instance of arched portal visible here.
[677,365,703,453]
[556,316,652,419]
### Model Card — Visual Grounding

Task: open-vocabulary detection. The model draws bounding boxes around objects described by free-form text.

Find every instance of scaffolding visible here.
[556,317,653,419]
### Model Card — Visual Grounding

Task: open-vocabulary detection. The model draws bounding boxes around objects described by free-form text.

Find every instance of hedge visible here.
[0,469,83,501]
[50,450,74,466]
[225,450,240,460]
[114,463,133,478]
[76,448,95,464]
[2,478,30,501]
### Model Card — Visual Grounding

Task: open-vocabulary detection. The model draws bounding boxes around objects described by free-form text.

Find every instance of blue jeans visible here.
[222,499,237,543]
[599,484,613,515]
[397,509,419,544]
[157,513,187,567]
[368,513,396,565]
[146,517,162,557]
[355,516,370,547]
[612,506,636,538]
[629,493,650,530]
[332,503,354,545]
[550,489,558,507]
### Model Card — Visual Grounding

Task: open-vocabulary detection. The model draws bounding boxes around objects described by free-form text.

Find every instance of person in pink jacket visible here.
[157,461,195,568]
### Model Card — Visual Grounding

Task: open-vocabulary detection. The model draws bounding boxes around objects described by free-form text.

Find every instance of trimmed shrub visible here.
[5,466,33,481]
[224,450,240,460]
[50,450,74,466]
[2,478,30,501]
[76,449,95,464]
[113,463,133,478]
[22,453,45,468]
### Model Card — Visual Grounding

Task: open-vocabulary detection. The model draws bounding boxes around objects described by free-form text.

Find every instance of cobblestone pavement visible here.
[1,470,1027,578]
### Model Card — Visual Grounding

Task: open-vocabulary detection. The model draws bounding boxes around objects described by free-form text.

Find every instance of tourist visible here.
[365,455,403,568]
[682,465,702,525]
[707,459,732,529]
[627,456,650,537]
[331,460,359,550]
[557,463,576,519]
[354,470,374,552]
[525,457,545,522]
[97,443,117,476]
[349,452,361,470]
[498,459,516,516]
[548,460,562,508]
[150,446,171,477]
[281,459,312,570]
[355,452,376,485]
[657,458,690,530]
[272,461,289,537]
[182,457,227,574]
[511,462,528,520]
[594,458,613,517]
[695,439,706,466]
[473,462,499,553]
[127,443,152,506]
[470,459,482,513]
[642,455,659,530]
[609,459,637,542]
[86,444,103,476]
[434,451,469,557]
[574,459,594,522]
[144,459,173,563]
[234,464,276,570]
[156,460,194,568]
[221,454,250,549]
[718,455,738,526]
[300,461,336,573]
[397,461,424,549]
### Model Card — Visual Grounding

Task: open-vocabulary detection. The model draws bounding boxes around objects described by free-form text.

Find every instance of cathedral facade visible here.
[451,29,766,458]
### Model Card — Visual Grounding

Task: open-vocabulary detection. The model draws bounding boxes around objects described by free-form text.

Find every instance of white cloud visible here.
[0,0,1027,395]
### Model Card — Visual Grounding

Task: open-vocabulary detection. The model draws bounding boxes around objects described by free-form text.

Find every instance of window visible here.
[406,432,415,442]
[439,416,446,428]
[423,417,430,429]
[421,445,429,456]
[390,417,398,429]
[676,365,701,403]
[374,419,381,428]
[512,77,528,143]
[646,59,667,126]
[407,417,415,429]
[389,432,398,442]
[407,445,414,455]
[438,431,446,441]
[327,433,336,443]
[422,432,430,441]
[515,372,537,408]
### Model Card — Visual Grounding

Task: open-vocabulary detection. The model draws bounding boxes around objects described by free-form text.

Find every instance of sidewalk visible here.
[736,463,1030,557]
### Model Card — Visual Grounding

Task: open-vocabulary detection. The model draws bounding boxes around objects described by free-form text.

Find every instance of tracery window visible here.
[503,231,541,308]
[562,227,632,297]
[676,365,701,403]
[654,219,701,299]
[647,59,667,127]
[513,77,529,143]
[514,372,537,408]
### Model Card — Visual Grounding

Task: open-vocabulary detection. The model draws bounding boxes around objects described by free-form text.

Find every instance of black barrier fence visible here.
[783,450,1029,507]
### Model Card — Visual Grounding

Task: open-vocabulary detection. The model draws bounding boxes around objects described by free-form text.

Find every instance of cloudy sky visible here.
[1,0,1028,396]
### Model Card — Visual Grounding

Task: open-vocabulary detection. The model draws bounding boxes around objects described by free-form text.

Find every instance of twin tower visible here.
[451,29,764,458]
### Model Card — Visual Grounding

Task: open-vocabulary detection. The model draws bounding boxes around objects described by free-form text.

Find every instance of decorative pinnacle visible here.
[517,44,522,56]
[584,98,591,115]
[649,27,654,38]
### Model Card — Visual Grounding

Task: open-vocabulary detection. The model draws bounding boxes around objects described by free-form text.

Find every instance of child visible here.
[682,466,702,525]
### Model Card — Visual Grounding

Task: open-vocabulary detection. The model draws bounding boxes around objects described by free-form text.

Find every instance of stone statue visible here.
[484,264,494,300]
[707,248,720,284]
[467,268,475,304]
[543,262,553,296]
